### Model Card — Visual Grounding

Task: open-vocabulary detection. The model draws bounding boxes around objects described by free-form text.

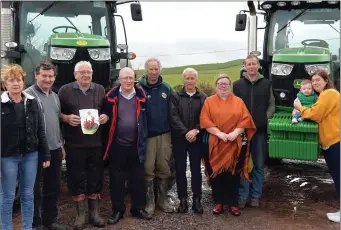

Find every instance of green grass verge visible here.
[135,59,243,86]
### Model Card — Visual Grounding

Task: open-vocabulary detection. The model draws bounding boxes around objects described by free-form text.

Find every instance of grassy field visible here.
[135,59,243,86]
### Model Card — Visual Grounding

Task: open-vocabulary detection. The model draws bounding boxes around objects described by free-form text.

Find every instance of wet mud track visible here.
[13,158,339,229]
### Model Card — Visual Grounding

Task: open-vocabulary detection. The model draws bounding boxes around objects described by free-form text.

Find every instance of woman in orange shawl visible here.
[200,74,256,216]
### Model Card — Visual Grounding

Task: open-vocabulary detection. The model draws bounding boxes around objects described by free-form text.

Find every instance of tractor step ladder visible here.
[268,107,319,161]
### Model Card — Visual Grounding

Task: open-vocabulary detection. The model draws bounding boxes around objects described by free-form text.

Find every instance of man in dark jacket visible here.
[169,68,207,214]
[233,55,275,208]
[137,57,175,215]
[103,67,152,225]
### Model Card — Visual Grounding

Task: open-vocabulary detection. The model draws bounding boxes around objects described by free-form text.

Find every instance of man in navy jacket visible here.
[138,57,175,216]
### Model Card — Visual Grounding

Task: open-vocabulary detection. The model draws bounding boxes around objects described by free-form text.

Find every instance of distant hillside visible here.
[135,59,243,86]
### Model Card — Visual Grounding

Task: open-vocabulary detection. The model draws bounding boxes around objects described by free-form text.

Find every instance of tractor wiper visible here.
[65,17,80,32]
[277,4,312,34]
[29,1,60,23]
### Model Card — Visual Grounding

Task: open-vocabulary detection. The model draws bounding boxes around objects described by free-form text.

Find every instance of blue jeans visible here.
[293,111,301,120]
[322,142,340,197]
[239,131,267,200]
[292,111,301,119]
[1,151,38,230]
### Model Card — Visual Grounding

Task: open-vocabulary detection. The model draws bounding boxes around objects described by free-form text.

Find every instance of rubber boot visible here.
[145,179,155,215]
[73,199,86,230]
[157,179,174,213]
[88,196,105,228]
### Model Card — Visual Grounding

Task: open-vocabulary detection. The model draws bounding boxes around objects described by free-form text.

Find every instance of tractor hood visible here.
[273,47,330,63]
[49,33,110,47]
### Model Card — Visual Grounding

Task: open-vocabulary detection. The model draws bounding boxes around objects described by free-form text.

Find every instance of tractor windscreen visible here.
[267,8,340,58]
[18,1,110,86]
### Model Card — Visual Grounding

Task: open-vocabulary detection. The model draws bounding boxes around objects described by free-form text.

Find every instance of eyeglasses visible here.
[217,83,231,87]
[120,77,135,82]
[76,70,93,75]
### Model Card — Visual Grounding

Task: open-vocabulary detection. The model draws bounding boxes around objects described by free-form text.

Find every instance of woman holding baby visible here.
[294,69,340,223]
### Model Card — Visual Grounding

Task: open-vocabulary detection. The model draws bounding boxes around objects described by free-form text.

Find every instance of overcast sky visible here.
[23,1,339,70]
[114,2,260,69]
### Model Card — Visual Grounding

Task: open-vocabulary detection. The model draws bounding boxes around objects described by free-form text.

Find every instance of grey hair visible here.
[144,57,162,72]
[119,67,135,78]
[74,61,92,72]
[182,68,198,79]
[215,73,232,86]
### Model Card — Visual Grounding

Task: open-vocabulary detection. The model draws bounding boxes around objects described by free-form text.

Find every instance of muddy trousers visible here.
[109,142,146,212]
[173,138,202,199]
[64,146,104,197]
[322,142,340,196]
[144,132,173,180]
[33,148,62,227]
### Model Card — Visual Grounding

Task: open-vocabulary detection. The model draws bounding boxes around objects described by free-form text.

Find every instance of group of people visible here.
[0,54,339,230]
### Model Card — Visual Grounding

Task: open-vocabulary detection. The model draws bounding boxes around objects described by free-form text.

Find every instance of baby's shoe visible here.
[292,118,298,123]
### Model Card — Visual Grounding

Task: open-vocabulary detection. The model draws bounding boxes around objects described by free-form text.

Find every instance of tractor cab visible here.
[1,1,142,92]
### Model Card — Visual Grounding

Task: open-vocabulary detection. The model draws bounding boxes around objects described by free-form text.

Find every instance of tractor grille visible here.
[271,63,311,107]
[52,47,110,93]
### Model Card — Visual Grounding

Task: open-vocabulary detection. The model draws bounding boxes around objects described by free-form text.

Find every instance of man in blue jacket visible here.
[138,57,175,216]
[103,67,152,224]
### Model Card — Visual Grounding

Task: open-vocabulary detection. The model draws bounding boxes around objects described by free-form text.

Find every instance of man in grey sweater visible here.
[26,62,66,230]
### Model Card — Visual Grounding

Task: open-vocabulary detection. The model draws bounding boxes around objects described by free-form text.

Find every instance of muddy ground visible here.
[13,158,340,230]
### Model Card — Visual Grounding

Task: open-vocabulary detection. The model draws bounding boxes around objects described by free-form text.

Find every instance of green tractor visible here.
[235,1,340,162]
[1,1,142,92]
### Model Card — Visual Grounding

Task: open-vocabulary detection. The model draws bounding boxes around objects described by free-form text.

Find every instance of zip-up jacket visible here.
[233,73,275,132]
[137,75,173,138]
[1,91,50,162]
[103,85,148,162]
[169,87,207,140]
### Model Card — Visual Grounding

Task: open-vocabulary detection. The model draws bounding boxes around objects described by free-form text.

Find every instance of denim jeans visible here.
[322,142,340,197]
[1,151,38,230]
[239,131,267,200]
[293,111,301,120]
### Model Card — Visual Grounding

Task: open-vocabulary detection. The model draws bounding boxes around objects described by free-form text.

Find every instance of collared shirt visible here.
[119,86,136,100]
[73,81,94,95]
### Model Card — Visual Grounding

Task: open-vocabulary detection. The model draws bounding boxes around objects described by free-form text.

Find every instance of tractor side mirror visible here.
[131,3,142,21]
[43,43,48,52]
[235,13,247,31]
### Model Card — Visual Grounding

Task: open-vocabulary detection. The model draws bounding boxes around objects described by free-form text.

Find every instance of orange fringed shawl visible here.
[200,94,256,180]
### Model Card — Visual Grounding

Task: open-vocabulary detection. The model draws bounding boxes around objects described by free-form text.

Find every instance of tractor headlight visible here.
[271,63,294,76]
[305,64,330,75]
[0,51,6,58]
[88,48,110,61]
[50,47,76,61]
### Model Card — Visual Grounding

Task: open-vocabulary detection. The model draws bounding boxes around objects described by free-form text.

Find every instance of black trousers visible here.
[204,144,247,207]
[33,148,62,226]
[173,138,202,199]
[65,146,104,196]
[109,142,146,212]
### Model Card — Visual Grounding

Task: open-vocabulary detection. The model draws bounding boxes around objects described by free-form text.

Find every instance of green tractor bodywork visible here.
[236,1,340,161]
[1,1,142,92]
